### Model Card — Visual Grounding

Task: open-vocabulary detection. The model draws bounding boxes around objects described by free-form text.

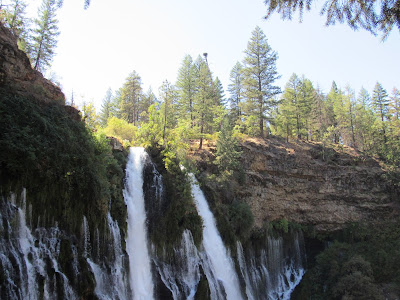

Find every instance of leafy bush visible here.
[146,145,203,252]
[0,90,127,236]
[295,220,400,299]
[104,116,137,146]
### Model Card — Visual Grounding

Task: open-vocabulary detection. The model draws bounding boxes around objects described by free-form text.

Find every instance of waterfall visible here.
[82,215,91,258]
[236,233,306,300]
[154,230,201,300]
[107,213,130,299]
[189,174,243,300]
[0,190,77,300]
[124,147,155,300]
[1,149,308,300]
[86,213,130,300]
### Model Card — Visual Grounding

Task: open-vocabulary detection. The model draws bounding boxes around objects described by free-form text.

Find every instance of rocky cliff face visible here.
[239,137,398,233]
[0,24,65,103]
[192,137,399,234]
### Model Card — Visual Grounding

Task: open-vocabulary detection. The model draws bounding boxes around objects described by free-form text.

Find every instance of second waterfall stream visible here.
[121,147,305,299]
[189,173,243,300]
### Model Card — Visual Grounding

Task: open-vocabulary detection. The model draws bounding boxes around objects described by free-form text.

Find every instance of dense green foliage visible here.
[295,221,400,299]
[146,146,203,251]
[272,78,400,166]
[0,89,127,236]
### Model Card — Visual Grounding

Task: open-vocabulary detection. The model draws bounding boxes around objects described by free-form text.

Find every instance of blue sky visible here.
[25,0,400,108]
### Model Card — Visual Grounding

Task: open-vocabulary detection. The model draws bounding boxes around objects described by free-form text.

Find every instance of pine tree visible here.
[389,88,400,121]
[215,117,242,180]
[372,82,389,122]
[214,77,225,105]
[119,71,143,125]
[140,87,157,123]
[191,55,217,149]
[387,88,400,164]
[228,62,244,119]
[30,0,60,73]
[343,87,357,147]
[354,88,375,151]
[242,26,280,137]
[325,81,344,143]
[159,80,177,142]
[99,88,114,126]
[263,0,400,38]
[176,55,196,124]
[280,74,300,140]
[4,0,29,39]
[273,74,314,141]
[298,77,314,140]
[372,82,389,146]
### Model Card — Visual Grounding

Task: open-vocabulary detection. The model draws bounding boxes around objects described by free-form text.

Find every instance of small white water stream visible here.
[189,174,243,300]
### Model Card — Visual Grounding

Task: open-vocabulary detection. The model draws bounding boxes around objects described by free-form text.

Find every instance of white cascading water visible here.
[236,234,305,300]
[0,189,76,300]
[155,229,201,300]
[124,147,155,300]
[189,174,243,300]
[86,213,130,300]
[107,213,130,299]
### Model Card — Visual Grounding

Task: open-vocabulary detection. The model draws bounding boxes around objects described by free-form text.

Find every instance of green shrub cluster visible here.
[147,145,203,253]
[294,220,400,299]
[0,89,127,236]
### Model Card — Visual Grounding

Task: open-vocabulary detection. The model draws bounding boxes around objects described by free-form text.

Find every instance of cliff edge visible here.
[192,137,399,234]
[0,23,65,103]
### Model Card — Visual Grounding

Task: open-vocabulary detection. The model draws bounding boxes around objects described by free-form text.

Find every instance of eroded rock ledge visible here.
[191,137,399,234]
[0,23,65,103]
[239,137,399,233]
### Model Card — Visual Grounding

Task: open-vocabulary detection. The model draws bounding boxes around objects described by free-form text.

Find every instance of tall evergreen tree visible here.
[357,87,371,107]
[297,76,314,139]
[228,61,244,119]
[372,82,389,147]
[119,71,143,125]
[354,88,375,151]
[325,81,344,143]
[140,87,157,123]
[242,26,280,137]
[193,55,215,149]
[159,80,177,142]
[215,116,242,180]
[176,55,196,124]
[372,82,389,122]
[343,87,357,147]
[309,87,327,141]
[214,77,225,105]
[4,0,29,41]
[99,88,114,126]
[30,0,60,72]
[389,88,400,121]
[273,74,314,140]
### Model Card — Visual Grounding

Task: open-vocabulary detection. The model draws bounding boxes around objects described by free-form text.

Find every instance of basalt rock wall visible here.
[239,137,398,233]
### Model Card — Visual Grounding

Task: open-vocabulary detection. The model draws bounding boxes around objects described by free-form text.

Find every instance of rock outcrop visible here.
[0,23,65,103]
[192,137,399,234]
[239,137,398,233]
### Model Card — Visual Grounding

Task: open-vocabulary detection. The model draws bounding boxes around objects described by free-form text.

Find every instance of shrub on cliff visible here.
[0,89,126,236]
